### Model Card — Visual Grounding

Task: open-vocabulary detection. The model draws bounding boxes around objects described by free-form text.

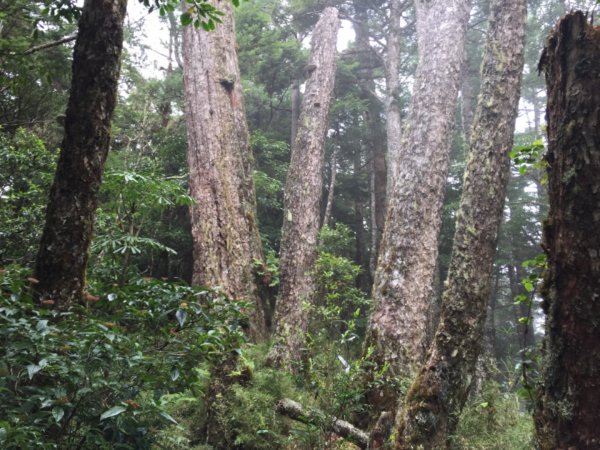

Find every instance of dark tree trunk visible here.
[35,0,127,307]
[182,0,267,339]
[270,7,340,368]
[535,12,600,450]
[394,0,526,446]
[362,0,471,416]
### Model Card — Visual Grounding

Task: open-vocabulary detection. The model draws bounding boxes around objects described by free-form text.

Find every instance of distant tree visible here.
[270,7,340,368]
[535,11,600,449]
[394,0,526,445]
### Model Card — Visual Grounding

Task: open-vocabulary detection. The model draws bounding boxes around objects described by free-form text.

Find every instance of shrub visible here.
[0,266,246,449]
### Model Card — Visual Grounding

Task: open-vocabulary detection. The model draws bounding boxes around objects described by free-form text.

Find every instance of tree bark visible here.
[394,0,526,446]
[362,0,471,412]
[534,12,600,450]
[182,0,266,339]
[35,0,127,307]
[270,7,340,368]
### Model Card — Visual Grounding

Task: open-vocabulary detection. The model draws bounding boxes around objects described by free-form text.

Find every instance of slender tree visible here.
[35,0,127,307]
[271,7,340,368]
[394,0,526,445]
[535,11,600,449]
[362,0,471,414]
[182,0,267,338]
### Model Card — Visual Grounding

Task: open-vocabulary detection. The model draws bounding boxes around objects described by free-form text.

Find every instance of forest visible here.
[0,0,599,448]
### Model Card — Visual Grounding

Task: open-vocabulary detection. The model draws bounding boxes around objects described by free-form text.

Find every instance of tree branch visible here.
[24,34,77,55]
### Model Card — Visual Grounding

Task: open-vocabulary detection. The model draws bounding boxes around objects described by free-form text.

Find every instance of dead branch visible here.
[276,398,369,449]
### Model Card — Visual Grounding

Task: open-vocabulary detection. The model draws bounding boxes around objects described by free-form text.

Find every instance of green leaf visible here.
[100,405,127,421]
[180,12,193,26]
[170,367,180,381]
[159,411,178,424]
[52,407,65,423]
[175,309,187,327]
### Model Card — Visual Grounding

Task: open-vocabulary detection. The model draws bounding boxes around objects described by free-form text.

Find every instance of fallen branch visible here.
[276,398,369,449]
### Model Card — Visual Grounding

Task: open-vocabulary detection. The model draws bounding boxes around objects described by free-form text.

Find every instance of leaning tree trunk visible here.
[270,7,340,369]
[182,0,266,339]
[534,12,600,450]
[394,0,526,446]
[35,0,127,307]
[362,0,471,416]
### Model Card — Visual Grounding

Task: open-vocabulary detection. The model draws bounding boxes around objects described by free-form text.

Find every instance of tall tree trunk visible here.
[321,144,339,229]
[182,0,267,339]
[35,0,127,307]
[291,78,301,146]
[362,0,471,414]
[534,12,600,450]
[270,7,340,368]
[383,0,403,182]
[352,0,387,277]
[394,0,526,446]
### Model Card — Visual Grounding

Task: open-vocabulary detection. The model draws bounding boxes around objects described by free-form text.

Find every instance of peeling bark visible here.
[534,12,600,450]
[394,0,526,446]
[362,0,471,413]
[182,0,266,339]
[270,7,340,369]
[35,0,127,307]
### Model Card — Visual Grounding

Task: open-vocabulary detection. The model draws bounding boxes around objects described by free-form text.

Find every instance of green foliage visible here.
[92,168,193,284]
[452,381,534,449]
[0,129,57,264]
[0,266,247,449]
[318,224,356,259]
[510,139,546,177]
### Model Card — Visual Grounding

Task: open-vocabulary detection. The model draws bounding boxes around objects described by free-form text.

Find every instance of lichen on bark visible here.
[393,0,526,446]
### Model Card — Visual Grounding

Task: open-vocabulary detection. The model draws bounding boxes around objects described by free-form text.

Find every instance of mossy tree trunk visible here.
[396,0,526,448]
[362,0,471,416]
[270,7,340,369]
[534,12,600,450]
[393,0,526,446]
[182,0,266,339]
[35,0,127,307]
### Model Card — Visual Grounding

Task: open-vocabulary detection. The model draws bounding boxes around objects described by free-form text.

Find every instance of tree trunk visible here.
[394,0,526,446]
[291,78,301,146]
[35,0,127,307]
[362,0,471,412]
[534,12,600,450]
[352,0,387,277]
[383,0,403,183]
[270,7,340,368]
[182,0,266,339]
[321,144,339,229]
